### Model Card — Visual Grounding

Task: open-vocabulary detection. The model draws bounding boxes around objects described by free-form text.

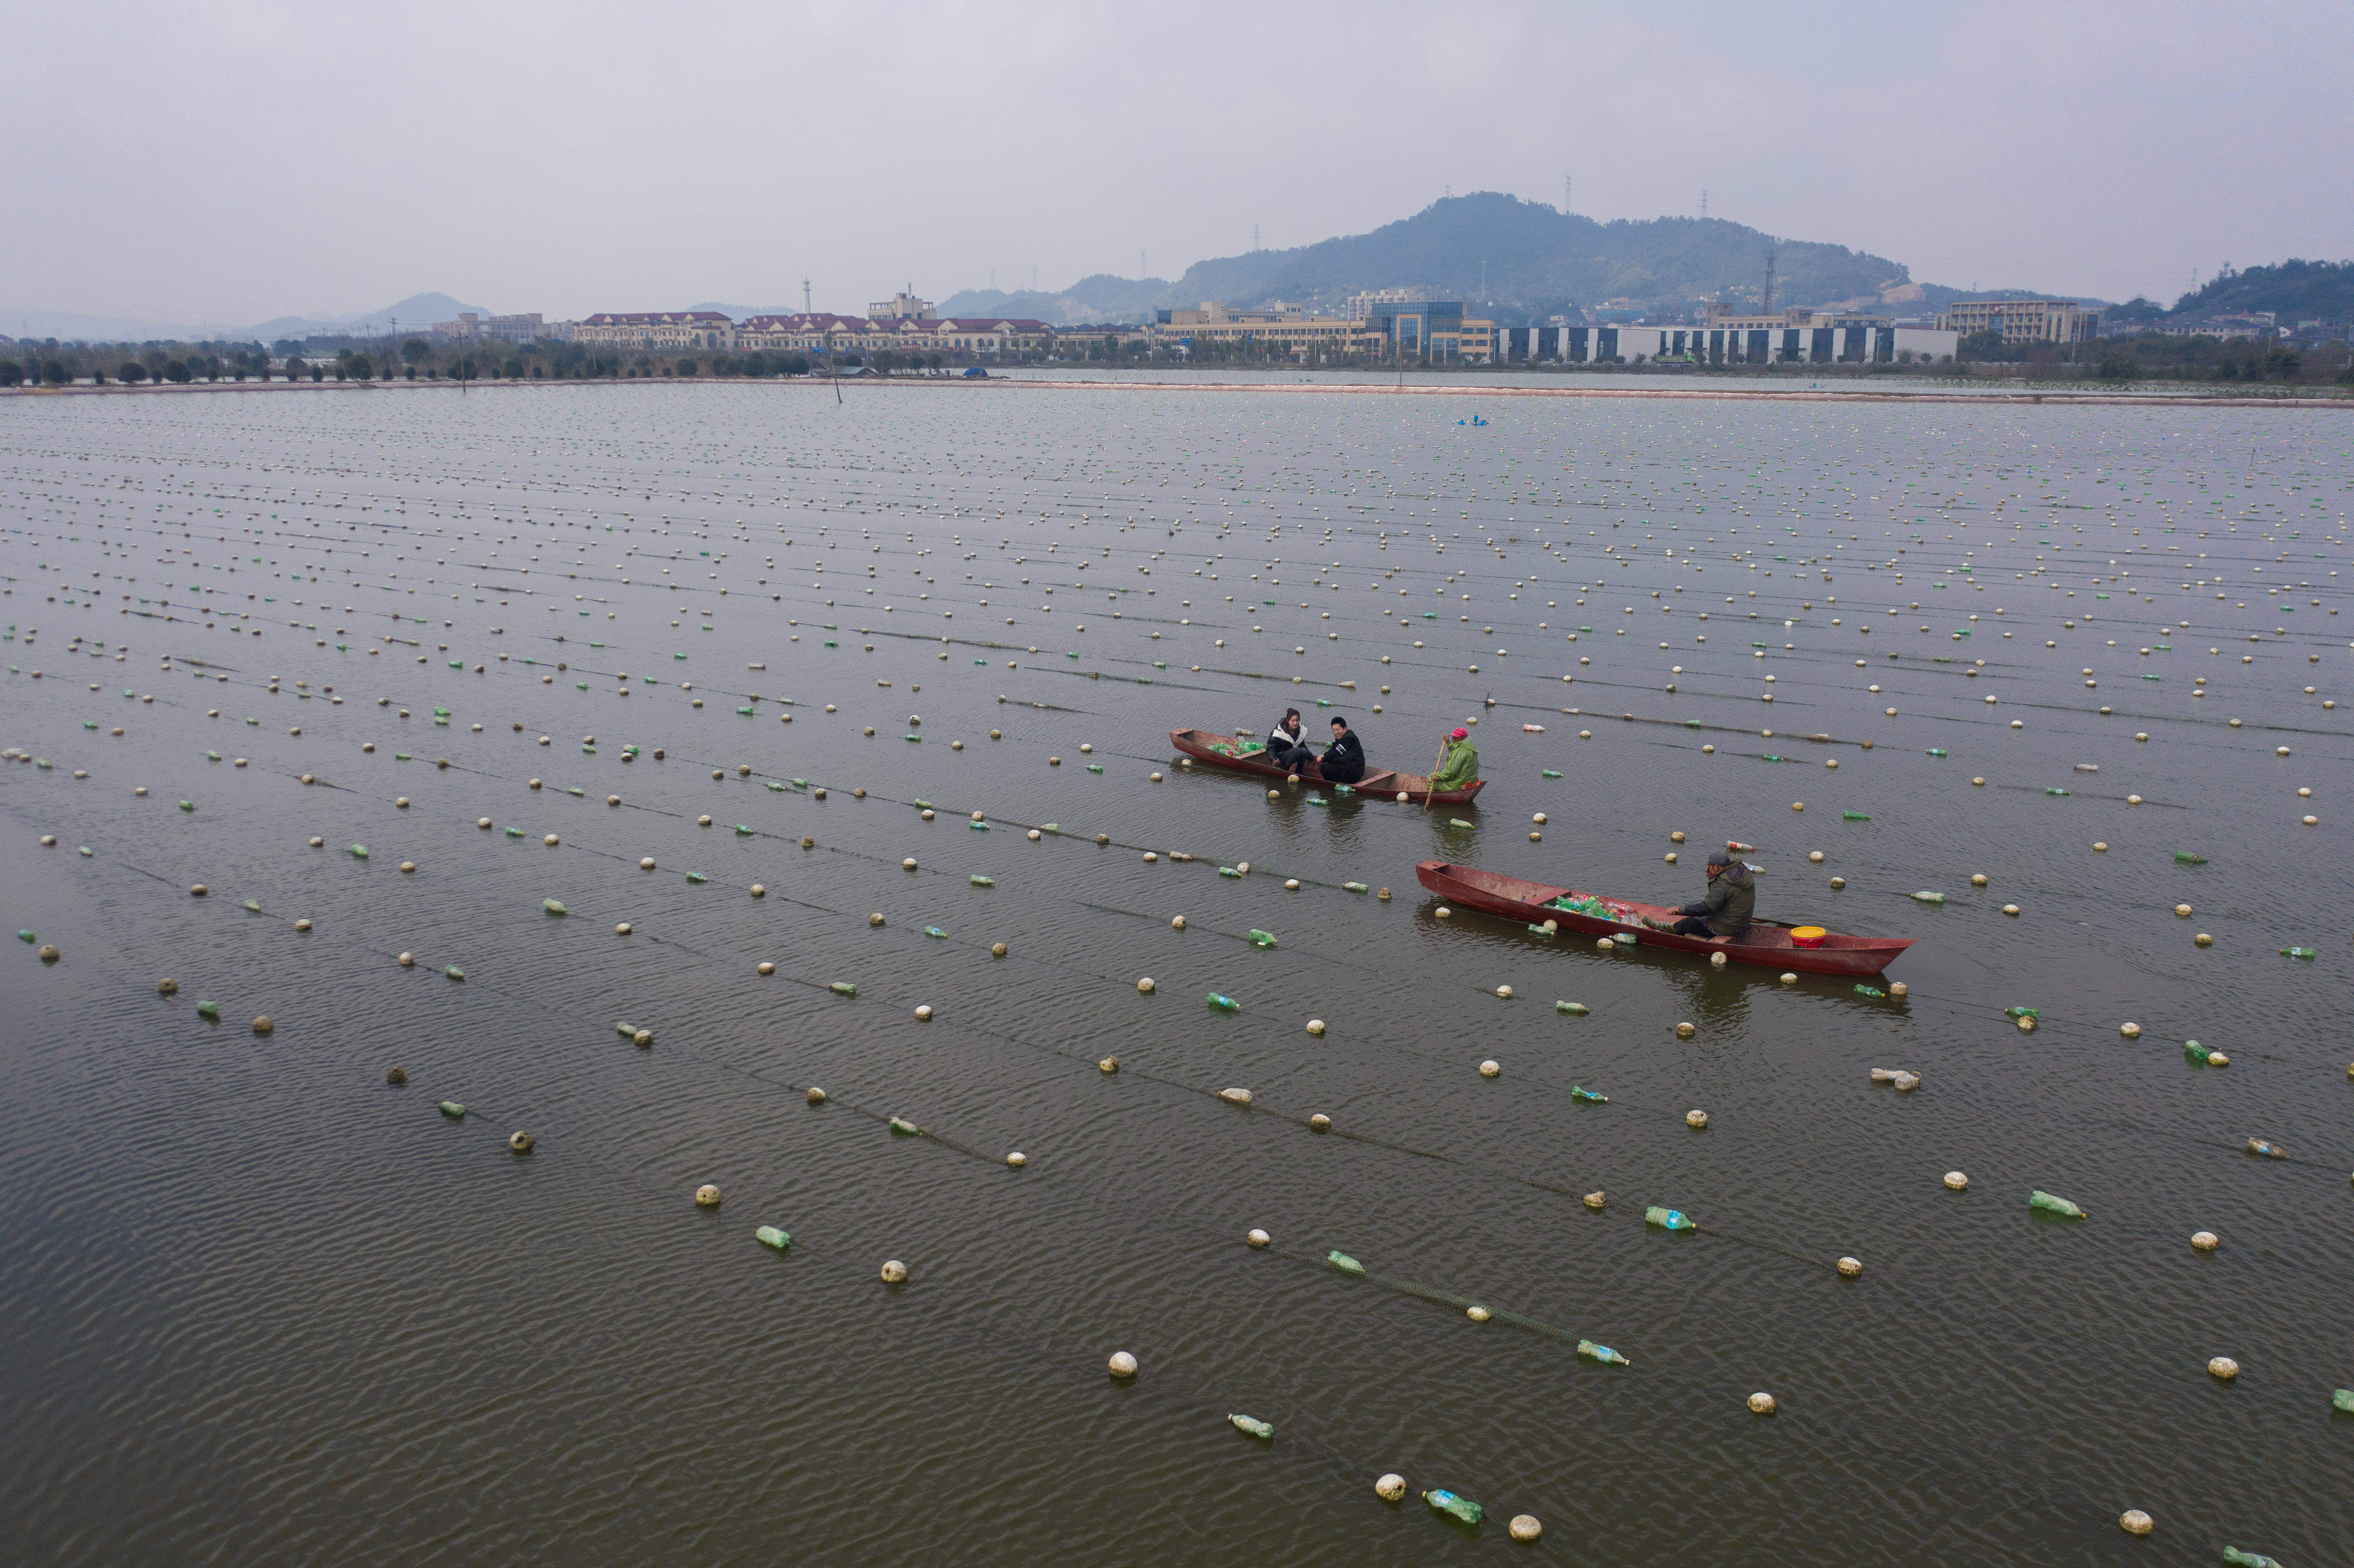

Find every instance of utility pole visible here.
[1253,223,1260,251]
[1762,250,1777,316]
[802,277,811,316]
[1702,188,1708,218]
[1140,249,1146,280]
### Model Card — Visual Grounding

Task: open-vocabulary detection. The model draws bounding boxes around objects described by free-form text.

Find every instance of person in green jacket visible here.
[1429,727,1480,791]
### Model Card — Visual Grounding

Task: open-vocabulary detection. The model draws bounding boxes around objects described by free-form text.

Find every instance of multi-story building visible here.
[1153,296,1495,361]
[868,292,937,321]
[1495,307,1955,364]
[733,313,1051,359]
[433,311,548,343]
[481,313,545,343]
[573,311,736,351]
[1936,299,2100,344]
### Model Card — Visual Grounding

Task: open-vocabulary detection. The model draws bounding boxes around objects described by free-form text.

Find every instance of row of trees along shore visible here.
[5,328,2352,387]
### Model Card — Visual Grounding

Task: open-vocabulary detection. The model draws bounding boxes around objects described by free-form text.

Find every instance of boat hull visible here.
[1170,729,1485,807]
[1414,860,1912,977]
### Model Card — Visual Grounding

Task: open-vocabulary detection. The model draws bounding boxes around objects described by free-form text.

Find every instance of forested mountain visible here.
[945,192,1917,324]
[2156,259,2354,322]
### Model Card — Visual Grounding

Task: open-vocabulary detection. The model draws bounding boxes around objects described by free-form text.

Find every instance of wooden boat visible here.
[1170,728,1485,806]
[1414,860,1913,977]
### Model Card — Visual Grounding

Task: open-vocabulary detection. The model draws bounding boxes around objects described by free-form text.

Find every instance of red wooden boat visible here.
[1171,728,1485,807]
[1414,860,1913,977]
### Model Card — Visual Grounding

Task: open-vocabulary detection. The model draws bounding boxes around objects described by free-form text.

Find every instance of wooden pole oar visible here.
[1422,735,1448,811]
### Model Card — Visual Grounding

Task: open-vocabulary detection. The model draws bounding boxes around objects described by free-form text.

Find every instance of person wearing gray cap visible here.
[1646,849,1755,939]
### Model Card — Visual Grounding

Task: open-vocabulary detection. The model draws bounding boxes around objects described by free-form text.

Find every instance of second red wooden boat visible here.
[1415,860,1913,977]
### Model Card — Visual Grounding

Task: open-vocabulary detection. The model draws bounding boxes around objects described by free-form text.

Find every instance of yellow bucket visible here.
[1791,926,1829,948]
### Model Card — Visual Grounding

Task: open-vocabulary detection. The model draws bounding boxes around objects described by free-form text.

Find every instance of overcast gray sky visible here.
[10,0,2350,328]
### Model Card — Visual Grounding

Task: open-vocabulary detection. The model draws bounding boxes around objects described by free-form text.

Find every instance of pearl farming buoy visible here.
[1171,915,1186,929]
[881,1259,909,1285]
[2192,1231,2220,1251]
[2207,1356,2239,1380]
[1479,1060,1501,1078]
[2119,1510,2153,1537]
[1305,1019,1325,1036]
[750,884,765,898]
[991,942,1008,957]
[1376,1474,1407,1503]
[1748,1391,1777,1414]
[1467,1305,1491,1323]
[806,1086,827,1104]
[252,1016,273,1034]
[1247,1229,1270,1248]
[398,952,415,967]
[1308,1113,1332,1131]
[158,977,178,995]
[1099,1055,1118,1073]
[386,1067,407,1085]
[1687,1109,1709,1129]
[1781,972,1798,984]
[509,1131,534,1154]
[694,1184,721,1208]
[2195,932,2212,946]
[1837,1256,1863,1279]
[914,1005,933,1021]
[1509,1515,1543,1542]
[640,857,656,870]
[1583,1191,1606,1210]
[756,961,773,975]
[1495,984,1512,999]
[1971,874,1988,887]
[1676,1021,1696,1038]
[1435,906,1451,919]
[1137,977,1155,993]
[1107,1351,1137,1378]
[2120,1022,2142,1039]
[1219,1087,1252,1106]
[1945,1171,1968,1191]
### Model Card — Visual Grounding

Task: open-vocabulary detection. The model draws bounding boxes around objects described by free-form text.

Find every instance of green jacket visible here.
[1430,739,1480,790]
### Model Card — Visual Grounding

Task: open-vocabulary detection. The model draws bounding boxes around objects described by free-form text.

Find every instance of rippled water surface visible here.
[2,382,2347,1565]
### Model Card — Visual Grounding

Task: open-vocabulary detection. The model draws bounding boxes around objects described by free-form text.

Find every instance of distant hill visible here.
[948,193,1920,324]
[247,292,492,342]
[2162,259,2354,322]
[940,275,1174,326]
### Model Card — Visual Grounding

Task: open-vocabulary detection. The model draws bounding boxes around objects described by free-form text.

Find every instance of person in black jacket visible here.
[1645,850,1756,938]
[1315,716,1366,784]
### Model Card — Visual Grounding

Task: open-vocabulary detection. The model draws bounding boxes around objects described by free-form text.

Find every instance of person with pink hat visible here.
[1430,726,1480,792]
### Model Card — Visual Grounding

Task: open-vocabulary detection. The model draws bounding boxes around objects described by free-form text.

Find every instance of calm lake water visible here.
[2,381,2346,1565]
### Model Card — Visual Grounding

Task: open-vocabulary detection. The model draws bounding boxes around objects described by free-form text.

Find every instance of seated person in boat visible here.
[1429,728,1480,792]
[1266,709,1311,770]
[1314,716,1366,784]
[1648,851,1755,939]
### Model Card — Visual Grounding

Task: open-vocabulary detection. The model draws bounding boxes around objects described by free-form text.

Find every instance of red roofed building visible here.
[574,311,736,351]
